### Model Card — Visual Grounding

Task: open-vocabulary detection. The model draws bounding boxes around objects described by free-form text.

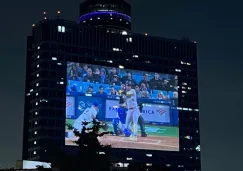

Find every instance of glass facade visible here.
[23,18,200,171]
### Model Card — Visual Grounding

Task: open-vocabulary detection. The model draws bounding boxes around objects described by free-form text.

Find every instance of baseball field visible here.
[65,119,179,151]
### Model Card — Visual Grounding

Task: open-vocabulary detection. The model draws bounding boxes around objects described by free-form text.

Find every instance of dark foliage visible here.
[64,119,113,171]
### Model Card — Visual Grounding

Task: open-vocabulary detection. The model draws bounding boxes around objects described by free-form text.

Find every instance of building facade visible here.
[23,1,200,170]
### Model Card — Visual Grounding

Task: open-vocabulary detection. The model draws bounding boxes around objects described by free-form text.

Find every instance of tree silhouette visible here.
[66,119,113,171]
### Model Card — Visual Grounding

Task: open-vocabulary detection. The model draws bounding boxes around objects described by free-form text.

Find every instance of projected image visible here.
[65,62,179,151]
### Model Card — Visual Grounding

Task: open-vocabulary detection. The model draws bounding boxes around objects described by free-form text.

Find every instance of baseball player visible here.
[125,83,140,141]
[112,96,132,137]
[67,101,99,138]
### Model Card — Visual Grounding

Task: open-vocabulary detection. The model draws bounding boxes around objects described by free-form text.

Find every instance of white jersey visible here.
[126,89,138,109]
[75,106,97,125]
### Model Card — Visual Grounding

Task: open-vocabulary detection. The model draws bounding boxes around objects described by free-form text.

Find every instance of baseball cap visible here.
[92,101,99,107]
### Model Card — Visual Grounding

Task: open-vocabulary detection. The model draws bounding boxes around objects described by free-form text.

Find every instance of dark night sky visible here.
[0,0,243,170]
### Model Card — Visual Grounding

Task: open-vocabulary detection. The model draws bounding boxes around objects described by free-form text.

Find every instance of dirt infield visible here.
[65,135,179,151]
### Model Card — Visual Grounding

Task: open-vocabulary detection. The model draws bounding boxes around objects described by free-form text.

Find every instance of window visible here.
[37,64,39,68]
[34,141,37,145]
[35,102,38,106]
[34,131,37,135]
[33,151,36,154]
[35,112,38,115]
[52,57,57,60]
[36,83,39,87]
[36,93,38,96]
[36,74,39,77]
[37,46,40,49]
[37,55,40,59]
[58,26,65,33]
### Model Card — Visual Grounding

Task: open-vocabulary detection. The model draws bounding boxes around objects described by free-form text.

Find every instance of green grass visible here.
[66,119,179,137]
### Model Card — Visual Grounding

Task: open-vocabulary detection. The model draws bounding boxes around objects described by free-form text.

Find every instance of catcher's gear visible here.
[112,118,120,135]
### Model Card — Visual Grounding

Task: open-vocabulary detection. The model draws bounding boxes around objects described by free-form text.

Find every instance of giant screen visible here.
[65,62,179,151]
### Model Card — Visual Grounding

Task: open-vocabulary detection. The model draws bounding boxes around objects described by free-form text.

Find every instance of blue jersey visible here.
[116,106,127,124]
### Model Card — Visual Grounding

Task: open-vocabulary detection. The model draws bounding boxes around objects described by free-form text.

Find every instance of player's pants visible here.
[125,108,140,136]
[67,115,92,138]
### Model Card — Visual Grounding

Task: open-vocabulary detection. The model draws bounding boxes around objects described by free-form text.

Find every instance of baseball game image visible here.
[65,62,179,151]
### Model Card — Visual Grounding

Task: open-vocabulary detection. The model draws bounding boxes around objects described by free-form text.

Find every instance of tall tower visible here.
[79,0,131,31]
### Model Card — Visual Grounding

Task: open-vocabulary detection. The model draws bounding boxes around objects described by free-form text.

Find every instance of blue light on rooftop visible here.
[80,11,131,22]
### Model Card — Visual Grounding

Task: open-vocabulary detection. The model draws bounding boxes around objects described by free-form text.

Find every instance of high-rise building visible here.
[23,1,200,170]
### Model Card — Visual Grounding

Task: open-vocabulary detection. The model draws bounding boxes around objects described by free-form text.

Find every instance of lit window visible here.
[129,37,132,42]
[40,99,48,102]
[52,57,57,60]
[37,46,40,49]
[146,154,152,157]
[110,17,113,20]
[126,157,132,160]
[35,102,38,105]
[34,141,37,145]
[83,20,86,23]
[124,163,129,167]
[181,87,186,89]
[33,151,36,155]
[59,81,64,84]
[37,64,39,68]
[175,69,181,72]
[58,26,62,32]
[145,61,151,64]
[36,83,39,87]
[146,163,152,166]
[133,55,138,58]
[181,61,184,64]
[166,164,171,167]
[57,62,62,65]
[36,93,38,96]
[119,65,124,69]
[121,31,127,35]
[90,18,92,20]
[26,93,30,96]
[97,17,100,19]
[187,63,191,65]
[185,136,192,140]
[182,91,186,93]
[98,152,105,154]
[35,112,38,115]
[30,89,33,92]
[58,26,65,33]
[194,109,199,111]
[35,121,38,125]
[195,145,200,151]
[34,131,37,135]
[182,82,187,85]
[36,74,39,77]
[188,87,191,90]
[107,60,113,63]
[37,55,40,59]
[112,48,119,51]
[120,19,122,21]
